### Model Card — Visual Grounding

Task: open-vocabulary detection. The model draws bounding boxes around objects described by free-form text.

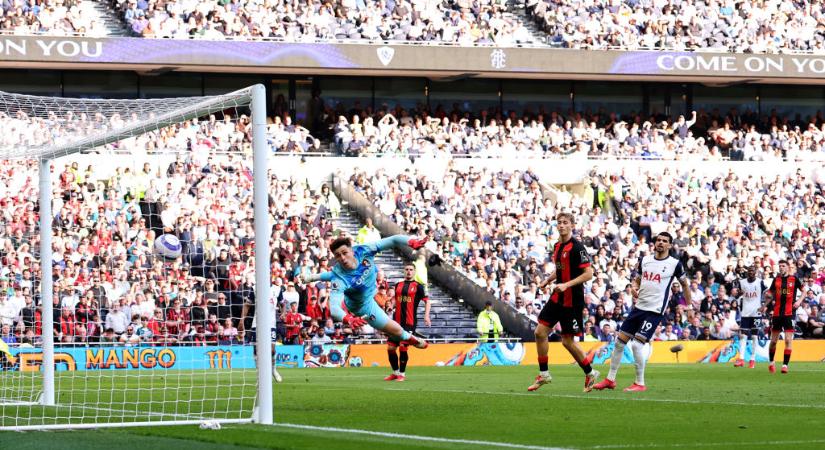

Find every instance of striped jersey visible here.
[770,275,804,317]
[549,238,591,308]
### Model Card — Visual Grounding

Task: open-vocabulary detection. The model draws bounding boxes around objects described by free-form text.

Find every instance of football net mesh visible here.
[0,87,267,429]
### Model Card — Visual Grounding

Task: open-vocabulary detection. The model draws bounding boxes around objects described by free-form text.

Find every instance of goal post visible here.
[0,84,272,430]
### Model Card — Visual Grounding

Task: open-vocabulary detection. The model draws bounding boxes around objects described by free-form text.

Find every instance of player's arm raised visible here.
[300,271,333,284]
[368,234,428,253]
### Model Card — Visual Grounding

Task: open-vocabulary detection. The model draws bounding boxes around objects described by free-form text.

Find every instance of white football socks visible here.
[607,339,626,381]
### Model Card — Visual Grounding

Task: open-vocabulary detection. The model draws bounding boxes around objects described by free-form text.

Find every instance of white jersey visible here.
[635,255,686,314]
[738,278,765,318]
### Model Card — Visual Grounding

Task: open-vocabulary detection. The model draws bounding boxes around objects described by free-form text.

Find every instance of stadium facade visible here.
[1,36,824,122]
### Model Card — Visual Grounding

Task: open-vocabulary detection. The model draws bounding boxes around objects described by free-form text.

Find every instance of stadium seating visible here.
[329,107,825,161]
[347,163,825,341]
[0,0,108,36]
[113,0,535,44]
[527,0,825,53]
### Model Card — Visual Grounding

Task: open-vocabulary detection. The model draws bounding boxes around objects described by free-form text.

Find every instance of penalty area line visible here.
[271,422,572,450]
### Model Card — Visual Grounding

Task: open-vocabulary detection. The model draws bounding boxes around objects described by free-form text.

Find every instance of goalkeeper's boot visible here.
[384,372,400,381]
[733,359,744,368]
[405,335,428,349]
[527,374,551,391]
[781,365,789,374]
[395,373,406,382]
[272,368,283,383]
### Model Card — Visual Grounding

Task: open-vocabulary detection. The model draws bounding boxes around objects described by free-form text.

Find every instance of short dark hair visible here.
[656,232,673,244]
[556,212,575,224]
[778,259,789,266]
[330,237,352,253]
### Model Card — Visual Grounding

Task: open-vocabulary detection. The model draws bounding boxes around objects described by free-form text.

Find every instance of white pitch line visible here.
[587,438,825,449]
[272,422,572,450]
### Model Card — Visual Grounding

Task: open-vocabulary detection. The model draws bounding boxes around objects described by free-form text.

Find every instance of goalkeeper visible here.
[301,234,429,349]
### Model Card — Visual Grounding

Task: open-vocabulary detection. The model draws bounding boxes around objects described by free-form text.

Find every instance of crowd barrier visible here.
[4,341,822,372]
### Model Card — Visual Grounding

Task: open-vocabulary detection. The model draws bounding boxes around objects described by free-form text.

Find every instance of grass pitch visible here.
[2,363,825,450]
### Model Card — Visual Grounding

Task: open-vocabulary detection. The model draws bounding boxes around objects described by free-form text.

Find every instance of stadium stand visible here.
[113,0,536,44]
[0,0,110,36]
[329,106,825,161]
[346,163,825,341]
[526,0,825,53]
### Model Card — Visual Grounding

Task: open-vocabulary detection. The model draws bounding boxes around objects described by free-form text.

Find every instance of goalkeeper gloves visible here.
[408,237,428,250]
[343,314,367,329]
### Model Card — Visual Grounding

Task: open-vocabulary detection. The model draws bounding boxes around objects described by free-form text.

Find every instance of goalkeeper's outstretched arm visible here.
[370,234,428,253]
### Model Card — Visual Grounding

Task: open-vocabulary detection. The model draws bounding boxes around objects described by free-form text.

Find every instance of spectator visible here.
[477,301,503,342]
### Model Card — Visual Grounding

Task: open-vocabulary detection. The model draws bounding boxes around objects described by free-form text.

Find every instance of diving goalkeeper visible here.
[301,234,429,349]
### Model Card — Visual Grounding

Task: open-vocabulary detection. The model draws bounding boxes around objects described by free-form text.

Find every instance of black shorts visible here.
[771,317,794,332]
[740,317,761,334]
[537,301,582,336]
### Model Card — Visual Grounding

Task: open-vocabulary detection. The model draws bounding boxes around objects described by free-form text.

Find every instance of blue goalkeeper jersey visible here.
[321,235,408,309]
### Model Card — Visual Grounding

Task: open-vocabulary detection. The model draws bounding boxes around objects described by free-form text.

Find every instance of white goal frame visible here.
[0,84,272,430]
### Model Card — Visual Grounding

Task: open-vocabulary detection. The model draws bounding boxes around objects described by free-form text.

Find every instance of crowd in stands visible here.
[114,0,533,44]
[349,161,825,341]
[330,103,825,160]
[4,0,825,56]
[527,0,825,53]
[0,109,321,156]
[0,0,107,36]
[0,127,365,349]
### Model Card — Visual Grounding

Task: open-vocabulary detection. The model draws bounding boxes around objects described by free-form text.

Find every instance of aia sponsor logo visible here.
[642,271,662,283]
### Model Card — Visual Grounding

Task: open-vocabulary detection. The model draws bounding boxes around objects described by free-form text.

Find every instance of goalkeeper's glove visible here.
[300,272,321,284]
[343,314,367,329]
[408,236,429,250]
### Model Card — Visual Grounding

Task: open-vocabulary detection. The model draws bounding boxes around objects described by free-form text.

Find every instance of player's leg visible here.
[768,318,781,373]
[561,333,599,392]
[624,312,660,391]
[735,319,749,367]
[596,308,644,390]
[398,341,409,380]
[528,303,558,391]
[369,303,428,349]
[749,319,760,368]
[558,308,598,392]
[594,331,630,391]
[385,338,401,381]
[271,329,282,383]
[781,318,793,373]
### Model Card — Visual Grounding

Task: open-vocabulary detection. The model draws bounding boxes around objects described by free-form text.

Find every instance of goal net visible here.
[0,85,273,430]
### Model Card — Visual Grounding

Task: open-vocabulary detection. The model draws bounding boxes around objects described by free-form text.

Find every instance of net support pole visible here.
[252,83,273,425]
[39,157,55,407]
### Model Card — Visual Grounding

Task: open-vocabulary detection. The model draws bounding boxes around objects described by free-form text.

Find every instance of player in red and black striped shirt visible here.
[766,260,805,374]
[528,212,599,392]
[385,264,430,382]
